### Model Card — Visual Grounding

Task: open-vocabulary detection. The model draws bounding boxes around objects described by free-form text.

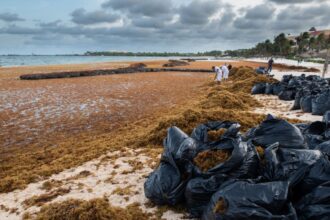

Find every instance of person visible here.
[221,64,232,81]
[267,57,274,73]
[212,66,222,84]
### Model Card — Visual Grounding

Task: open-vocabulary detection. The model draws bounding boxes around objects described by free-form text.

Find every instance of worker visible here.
[212,66,222,84]
[221,64,232,81]
[267,57,274,73]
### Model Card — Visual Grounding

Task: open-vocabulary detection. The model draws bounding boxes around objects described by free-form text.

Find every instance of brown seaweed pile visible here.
[140,67,277,147]
[193,150,231,172]
[24,198,151,220]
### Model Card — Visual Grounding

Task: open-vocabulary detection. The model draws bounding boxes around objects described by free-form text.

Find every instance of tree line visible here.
[225,32,330,58]
[85,31,330,58]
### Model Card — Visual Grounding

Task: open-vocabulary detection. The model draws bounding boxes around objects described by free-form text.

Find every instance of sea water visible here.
[0,55,185,67]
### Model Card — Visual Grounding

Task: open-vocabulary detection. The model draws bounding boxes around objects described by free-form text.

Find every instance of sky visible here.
[0,0,329,54]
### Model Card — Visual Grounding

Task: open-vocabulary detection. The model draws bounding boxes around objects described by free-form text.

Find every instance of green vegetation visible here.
[84,50,223,57]
[85,30,329,59]
[225,32,330,57]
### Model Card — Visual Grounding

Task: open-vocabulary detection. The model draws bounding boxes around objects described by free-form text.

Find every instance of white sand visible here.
[0,148,183,220]
[245,57,324,70]
[253,94,322,122]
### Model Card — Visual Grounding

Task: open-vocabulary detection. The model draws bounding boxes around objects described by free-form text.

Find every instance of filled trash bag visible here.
[303,121,327,135]
[291,90,304,110]
[315,141,330,155]
[251,114,306,149]
[228,142,259,179]
[202,180,297,220]
[279,89,296,101]
[164,126,197,162]
[185,174,229,218]
[251,83,266,94]
[295,181,330,220]
[304,134,324,149]
[190,121,240,144]
[262,143,322,184]
[273,83,286,95]
[294,154,330,196]
[144,150,189,205]
[323,110,330,127]
[256,67,266,74]
[301,95,313,113]
[312,89,330,115]
[265,83,274,95]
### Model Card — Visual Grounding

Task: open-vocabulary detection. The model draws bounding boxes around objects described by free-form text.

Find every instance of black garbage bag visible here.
[251,83,266,94]
[315,141,330,155]
[228,142,259,179]
[304,134,324,149]
[265,83,274,95]
[251,114,306,149]
[190,121,240,144]
[312,89,330,115]
[256,67,266,74]
[282,75,293,84]
[273,83,286,95]
[164,127,192,158]
[202,180,297,220]
[323,111,330,127]
[262,143,322,185]
[164,126,198,162]
[291,90,304,110]
[294,154,330,196]
[279,89,296,101]
[301,95,313,113]
[144,150,189,205]
[185,174,229,218]
[295,181,330,220]
[294,123,309,132]
[303,121,327,135]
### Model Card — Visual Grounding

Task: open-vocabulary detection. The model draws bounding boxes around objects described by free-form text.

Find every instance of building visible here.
[287,28,330,43]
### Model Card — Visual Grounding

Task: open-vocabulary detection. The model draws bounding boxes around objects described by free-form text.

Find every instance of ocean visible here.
[0,55,188,67]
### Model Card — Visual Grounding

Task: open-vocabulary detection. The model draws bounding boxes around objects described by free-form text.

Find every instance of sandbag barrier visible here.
[252,74,330,115]
[144,114,330,219]
[19,67,213,80]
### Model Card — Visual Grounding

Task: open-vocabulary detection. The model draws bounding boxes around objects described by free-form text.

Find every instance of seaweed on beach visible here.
[24,198,151,220]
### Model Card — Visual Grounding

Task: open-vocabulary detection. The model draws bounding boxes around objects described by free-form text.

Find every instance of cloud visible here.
[102,0,173,17]
[245,4,275,20]
[272,3,330,31]
[71,8,120,25]
[179,0,220,25]
[0,12,25,22]
[268,0,310,4]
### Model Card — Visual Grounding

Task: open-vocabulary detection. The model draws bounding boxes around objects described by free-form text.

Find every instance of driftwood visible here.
[20,67,213,80]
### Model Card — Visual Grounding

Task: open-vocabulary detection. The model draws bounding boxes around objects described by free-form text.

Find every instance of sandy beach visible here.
[0,59,325,219]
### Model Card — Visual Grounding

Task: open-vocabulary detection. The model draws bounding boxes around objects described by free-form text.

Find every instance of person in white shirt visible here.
[212,66,222,84]
[221,64,232,81]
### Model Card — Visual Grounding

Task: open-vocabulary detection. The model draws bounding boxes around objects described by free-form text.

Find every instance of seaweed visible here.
[194,150,231,172]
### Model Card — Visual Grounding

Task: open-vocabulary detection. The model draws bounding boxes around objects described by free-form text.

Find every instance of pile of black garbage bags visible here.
[251,74,330,115]
[144,114,330,220]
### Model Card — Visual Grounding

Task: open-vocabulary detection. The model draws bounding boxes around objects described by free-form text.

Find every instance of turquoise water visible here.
[0,55,186,67]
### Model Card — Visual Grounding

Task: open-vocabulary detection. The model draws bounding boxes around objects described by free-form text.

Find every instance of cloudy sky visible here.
[0,0,329,54]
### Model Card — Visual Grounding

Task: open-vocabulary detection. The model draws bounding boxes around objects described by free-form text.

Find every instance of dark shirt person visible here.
[267,58,274,73]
